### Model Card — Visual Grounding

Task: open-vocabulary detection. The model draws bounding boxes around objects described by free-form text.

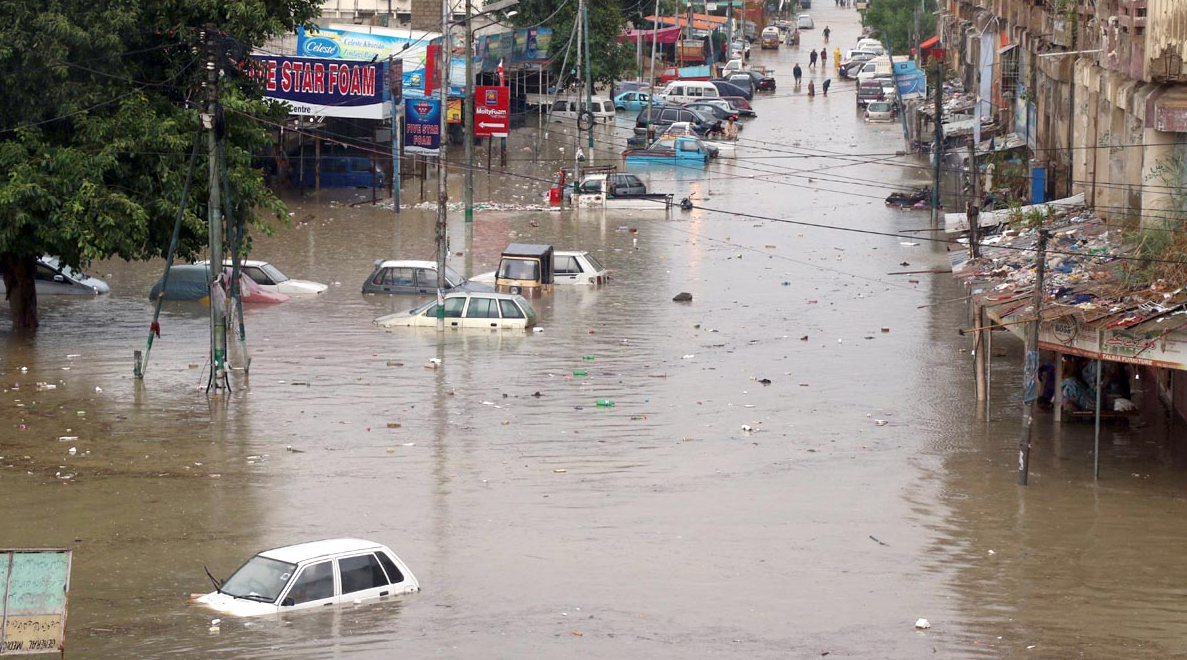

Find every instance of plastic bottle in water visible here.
[596,399,614,407]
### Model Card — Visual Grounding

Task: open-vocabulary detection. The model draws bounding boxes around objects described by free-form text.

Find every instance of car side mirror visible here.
[53,274,66,282]
[282,597,295,607]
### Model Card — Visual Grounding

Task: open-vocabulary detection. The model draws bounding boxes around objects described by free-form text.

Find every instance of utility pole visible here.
[583,0,594,151]
[931,61,943,224]
[464,0,474,223]
[436,0,450,333]
[1018,229,1050,486]
[1066,9,1078,198]
[645,0,660,142]
[203,25,229,392]
[967,140,980,259]
[574,1,583,185]
[389,56,401,215]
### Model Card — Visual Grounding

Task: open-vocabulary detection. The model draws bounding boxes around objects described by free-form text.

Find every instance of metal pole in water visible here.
[437,0,450,333]
[203,24,229,392]
[1094,357,1102,481]
[1018,230,1049,485]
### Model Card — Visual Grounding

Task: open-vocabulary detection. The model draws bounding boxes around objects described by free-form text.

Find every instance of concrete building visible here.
[939,0,1187,228]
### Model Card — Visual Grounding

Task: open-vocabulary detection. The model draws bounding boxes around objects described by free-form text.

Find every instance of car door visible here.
[415,268,439,294]
[462,295,502,329]
[278,560,337,612]
[497,298,527,328]
[553,254,582,283]
[442,296,466,328]
[336,553,396,605]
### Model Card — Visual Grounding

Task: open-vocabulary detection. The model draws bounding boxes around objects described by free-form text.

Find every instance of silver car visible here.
[0,256,110,295]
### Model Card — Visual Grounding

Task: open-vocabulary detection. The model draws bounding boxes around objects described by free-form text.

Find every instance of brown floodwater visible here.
[3,7,1187,658]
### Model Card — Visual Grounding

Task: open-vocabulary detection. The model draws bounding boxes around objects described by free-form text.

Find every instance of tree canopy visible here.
[862,0,936,57]
[0,0,321,331]
[512,0,635,88]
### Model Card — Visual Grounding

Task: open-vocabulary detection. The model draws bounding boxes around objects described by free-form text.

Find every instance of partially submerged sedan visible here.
[196,259,327,295]
[363,259,491,295]
[196,538,419,617]
[374,291,537,330]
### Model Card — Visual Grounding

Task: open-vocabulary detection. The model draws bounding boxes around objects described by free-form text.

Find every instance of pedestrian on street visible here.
[808,80,815,97]
[793,63,802,85]
[820,47,828,66]
[834,47,842,68]
[822,78,831,95]
[823,26,831,42]
[809,49,818,68]
[724,116,739,141]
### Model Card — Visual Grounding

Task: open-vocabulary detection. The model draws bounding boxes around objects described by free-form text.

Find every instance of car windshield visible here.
[259,263,290,283]
[498,258,539,281]
[220,555,295,603]
[514,295,537,320]
[582,252,605,272]
[445,266,466,286]
[869,103,891,112]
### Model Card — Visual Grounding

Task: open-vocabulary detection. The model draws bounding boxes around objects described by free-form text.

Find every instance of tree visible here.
[0,1,321,333]
[862,0,936,57]
[513,0,635,88]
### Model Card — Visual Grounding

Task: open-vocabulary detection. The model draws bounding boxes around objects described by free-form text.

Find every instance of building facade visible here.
[939,0,1187,228]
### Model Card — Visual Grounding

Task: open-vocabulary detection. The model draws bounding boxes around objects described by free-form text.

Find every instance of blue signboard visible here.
[896,70,927,100]
[297,26,467,97]
[247,55,385,119]
[405,99,442,156]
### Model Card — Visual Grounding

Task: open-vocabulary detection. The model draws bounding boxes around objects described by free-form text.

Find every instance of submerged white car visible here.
[865,101,895,122]
[374,291,537,330]
[195,259,328,295]
[472,250,608,286]
[196,538,418,617]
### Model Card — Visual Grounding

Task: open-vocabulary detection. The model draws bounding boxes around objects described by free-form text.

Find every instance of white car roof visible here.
[376,259,440,269]
[195,259,271,268]
[258,538,386,564]
[442,290,528,301]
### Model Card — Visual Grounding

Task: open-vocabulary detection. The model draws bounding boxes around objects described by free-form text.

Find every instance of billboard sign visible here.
[298,26,467,96]
[247,55,385,119]
[405,99,442,156]
[1,549,72,655]
[473,86,509,138]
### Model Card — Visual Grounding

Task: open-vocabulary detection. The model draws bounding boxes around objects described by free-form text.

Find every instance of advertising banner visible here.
[247,55,384,119]
[475,28,552,73]
[405,98,442,156]
[895,70,927,100]
[473,86,509,138]
[1,549,72,655]
[298,26,467,96]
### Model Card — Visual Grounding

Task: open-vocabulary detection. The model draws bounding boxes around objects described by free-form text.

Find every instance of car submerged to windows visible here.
[362,259,491,295]
[0,256,110,296]
[195,538,419,617]
[374,291,538,330]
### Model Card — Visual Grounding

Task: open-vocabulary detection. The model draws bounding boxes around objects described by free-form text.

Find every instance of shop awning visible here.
[920,35,941,50]
[620,25,683,45]
[646,13,727,31]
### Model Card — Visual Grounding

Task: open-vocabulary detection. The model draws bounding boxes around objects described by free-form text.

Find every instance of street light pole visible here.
[464,0,474,224]
[437,0,450,333]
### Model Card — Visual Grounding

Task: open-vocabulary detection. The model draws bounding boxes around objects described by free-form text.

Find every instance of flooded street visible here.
[4,6,1187,658]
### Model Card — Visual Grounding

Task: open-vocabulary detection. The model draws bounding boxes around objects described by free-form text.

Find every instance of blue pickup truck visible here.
[622,136,712,166]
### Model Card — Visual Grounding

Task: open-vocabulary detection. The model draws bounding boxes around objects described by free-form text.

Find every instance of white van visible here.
[549,96,616,122]
[855,38,885,54]
[659,80,721,105]
[856,55,909,82]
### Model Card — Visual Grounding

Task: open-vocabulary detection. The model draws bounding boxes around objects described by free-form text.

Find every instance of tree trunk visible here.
[1,253,39,334]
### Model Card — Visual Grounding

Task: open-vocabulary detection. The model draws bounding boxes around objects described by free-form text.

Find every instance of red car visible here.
[720,96,757,117]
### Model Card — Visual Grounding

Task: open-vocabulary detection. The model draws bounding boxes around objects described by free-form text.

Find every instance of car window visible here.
[499,299,525,319]
[376,552,405,584]
[464,296,499,318]
[680,141,699,152]
[338,554,388,594]
[555,255,580,275]
[551,100,566,112]
[444,296,465,317]
[583,253,605,272]
[625,175,643,187]
[415,268,438,288]
[498,258,539,281]
[242,266,270,285]
[34,264,61,281]
[323,159,347,173]
[286,561,334,605]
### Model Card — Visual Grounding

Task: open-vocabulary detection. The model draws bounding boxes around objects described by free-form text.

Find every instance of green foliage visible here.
[0,0,320,291]
[513,0,635,87]
[862,0,936,57]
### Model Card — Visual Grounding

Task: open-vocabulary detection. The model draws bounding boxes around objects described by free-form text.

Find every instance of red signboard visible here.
[473,86,509,138]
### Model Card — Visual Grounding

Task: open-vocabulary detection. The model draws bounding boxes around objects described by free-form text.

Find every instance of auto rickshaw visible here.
[494,244,554,297]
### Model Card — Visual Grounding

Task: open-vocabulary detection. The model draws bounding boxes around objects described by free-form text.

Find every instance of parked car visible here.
[729,40,751,60]
[725,73,755,96]
[684,101,739,122]
[0,256,110,296]
[733,69,776,91]
[474,249,608,286]
[549,96,617,122]
[291,155,383,189]
[760,26,780,49]
[614,91,661,113]
[662,123,729,158]
[196,538,419,617]
[374,291,538,330]
[865,101,895,122]
[149,265,288,303]
[612,80,651,98]
[362,259,490,296]
[877,76,899,102]
[856,79,886,107]
[194,260,327,295]
[708,79,753,100]
[797,14,814,29]
[578,172,648,196]
[720,96,757,117]
[635,105,713,134]
[840,53,877,78]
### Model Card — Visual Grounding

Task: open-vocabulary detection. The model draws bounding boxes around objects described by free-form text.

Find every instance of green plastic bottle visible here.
[583,356,595,361]
[596,399,614,407]
[573,370,588,376]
